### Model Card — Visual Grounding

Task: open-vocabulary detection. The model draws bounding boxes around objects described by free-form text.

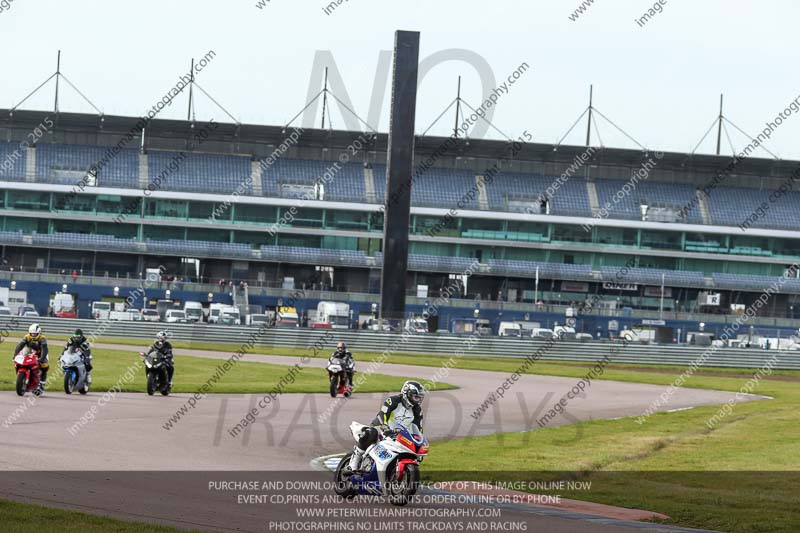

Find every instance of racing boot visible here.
[349,447,365,472]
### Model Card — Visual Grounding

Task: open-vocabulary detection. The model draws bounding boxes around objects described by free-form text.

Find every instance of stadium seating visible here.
[707,187,800,230]
[36,144,139,188]
[487,171,591,217]
[262,159,366,202]
[712,273,800,294]
[0,142,27,181]
[599,266,706,288]
[260,245,369,267]
[13,141,800,231]
[147,151,251,194]
[487,259,593,281]
[373,164,480,209]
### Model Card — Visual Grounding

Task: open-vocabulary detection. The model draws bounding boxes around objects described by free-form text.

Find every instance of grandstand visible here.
[0,108,798,331]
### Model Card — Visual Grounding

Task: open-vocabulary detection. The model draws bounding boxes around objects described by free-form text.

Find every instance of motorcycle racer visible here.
[330,342,355,387]
[65,328,92,382]
[143,331,174,387]
[14,324,49,392]
[348,380,426,472]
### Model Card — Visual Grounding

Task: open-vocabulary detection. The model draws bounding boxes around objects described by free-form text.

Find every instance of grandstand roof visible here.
[1,108,798,189]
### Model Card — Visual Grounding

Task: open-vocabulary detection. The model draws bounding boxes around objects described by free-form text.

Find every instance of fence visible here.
[7,317,799,370]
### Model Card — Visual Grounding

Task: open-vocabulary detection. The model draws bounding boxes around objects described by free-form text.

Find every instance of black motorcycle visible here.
[140,351,172,396]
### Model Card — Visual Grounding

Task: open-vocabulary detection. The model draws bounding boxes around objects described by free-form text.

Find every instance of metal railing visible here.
[6,316,798,370]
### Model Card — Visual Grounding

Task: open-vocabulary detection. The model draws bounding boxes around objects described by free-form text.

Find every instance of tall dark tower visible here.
[379,30,420,321]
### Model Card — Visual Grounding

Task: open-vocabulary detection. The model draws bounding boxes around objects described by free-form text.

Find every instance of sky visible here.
[1,0,799,159]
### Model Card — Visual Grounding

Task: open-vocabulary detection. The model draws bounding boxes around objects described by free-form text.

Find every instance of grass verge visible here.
[0,498,200,533]
[0,348,455,395]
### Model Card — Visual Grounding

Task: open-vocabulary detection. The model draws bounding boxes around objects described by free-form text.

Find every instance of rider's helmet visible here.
[28,323,41,340]
[337,342,346,353]
[400,380,426,408]
[155,331,168,349]
[71,328,83,340]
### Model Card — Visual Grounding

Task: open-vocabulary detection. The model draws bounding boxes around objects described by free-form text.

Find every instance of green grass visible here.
[0,498,201,533]
[10,333,800,530]
[1,348,456,394]
[424,369,800,533]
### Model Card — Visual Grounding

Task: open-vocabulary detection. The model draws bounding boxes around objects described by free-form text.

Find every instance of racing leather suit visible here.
[66,335,92,373]
[144,341,174,383]
[349,394,424,471]
[330,349,355,387]
[14,334,49,383]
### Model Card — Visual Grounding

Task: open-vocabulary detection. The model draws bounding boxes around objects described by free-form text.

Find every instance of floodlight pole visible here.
[585,84,593,146]
[321,67,329,129]
[54,50,61,114]
[453,76,462,138]
[716,94,723,156]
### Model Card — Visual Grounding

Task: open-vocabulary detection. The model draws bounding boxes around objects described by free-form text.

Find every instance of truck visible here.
[312,301,350,329]
[620,325,657,344]
[404,317,428,334]
[553,325,577,340]
[183,301,204,323]
[517,321,542,338]
[91,301,112,320]
[51,293,77,318]
[245,313,269,326]
[208,303,228,324]
[498,321,522,337]
[275,306,299,328]
[220,306,241,325]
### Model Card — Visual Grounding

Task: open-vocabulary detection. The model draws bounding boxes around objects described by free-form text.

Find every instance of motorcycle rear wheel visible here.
[15,372,26,396]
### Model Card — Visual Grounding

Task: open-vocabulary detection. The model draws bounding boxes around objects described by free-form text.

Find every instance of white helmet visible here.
[28,323,41,339]
[401,380,426,407]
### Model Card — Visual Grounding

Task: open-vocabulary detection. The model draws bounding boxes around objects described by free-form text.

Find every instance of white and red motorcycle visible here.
[333,422,429,506]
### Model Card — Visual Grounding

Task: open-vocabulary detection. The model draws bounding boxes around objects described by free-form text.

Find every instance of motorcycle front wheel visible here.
[333,453,358,498]
[64,371,75,394]
[15,372,26,396]
[146,373,156,396]
[329,375,339,397]
[386,462,420,506]
[160,369,170,396]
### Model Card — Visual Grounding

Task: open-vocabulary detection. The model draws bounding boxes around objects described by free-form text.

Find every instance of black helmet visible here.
[401,380,426,407]
[72,328,83,339]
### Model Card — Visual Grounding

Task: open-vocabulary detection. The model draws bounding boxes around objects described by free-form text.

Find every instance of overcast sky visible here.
[2,0,799,159]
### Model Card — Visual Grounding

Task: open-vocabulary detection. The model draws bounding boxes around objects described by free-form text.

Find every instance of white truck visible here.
[245,313,269,326]
[91,301,112,320]
[208,303,228,324]
[531,327,555,339]
[312,301,350,329]
[498,321,522,337]
[404,317,428,334]
[220,306,241,325]
[51,293,76,318]
[517,321,541,338]
[621,326,656,344]
[183,301,204,323]
[553,325,577,340]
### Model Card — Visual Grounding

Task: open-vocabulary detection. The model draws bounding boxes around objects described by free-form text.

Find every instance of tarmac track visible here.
[0,344,750,532]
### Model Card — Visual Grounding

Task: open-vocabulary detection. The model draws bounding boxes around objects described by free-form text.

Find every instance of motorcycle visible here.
[13,349,42,397]
[327,356,353,398]
[61,348,90,395]
[140,351,172,396]
[333,422,429,506]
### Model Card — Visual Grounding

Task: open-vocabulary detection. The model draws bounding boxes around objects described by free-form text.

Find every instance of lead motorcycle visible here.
[13,349,42,397]
[327,356,354,398]
[61,347,90,395]
[139,350,172,396]
[333,422,429,506]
